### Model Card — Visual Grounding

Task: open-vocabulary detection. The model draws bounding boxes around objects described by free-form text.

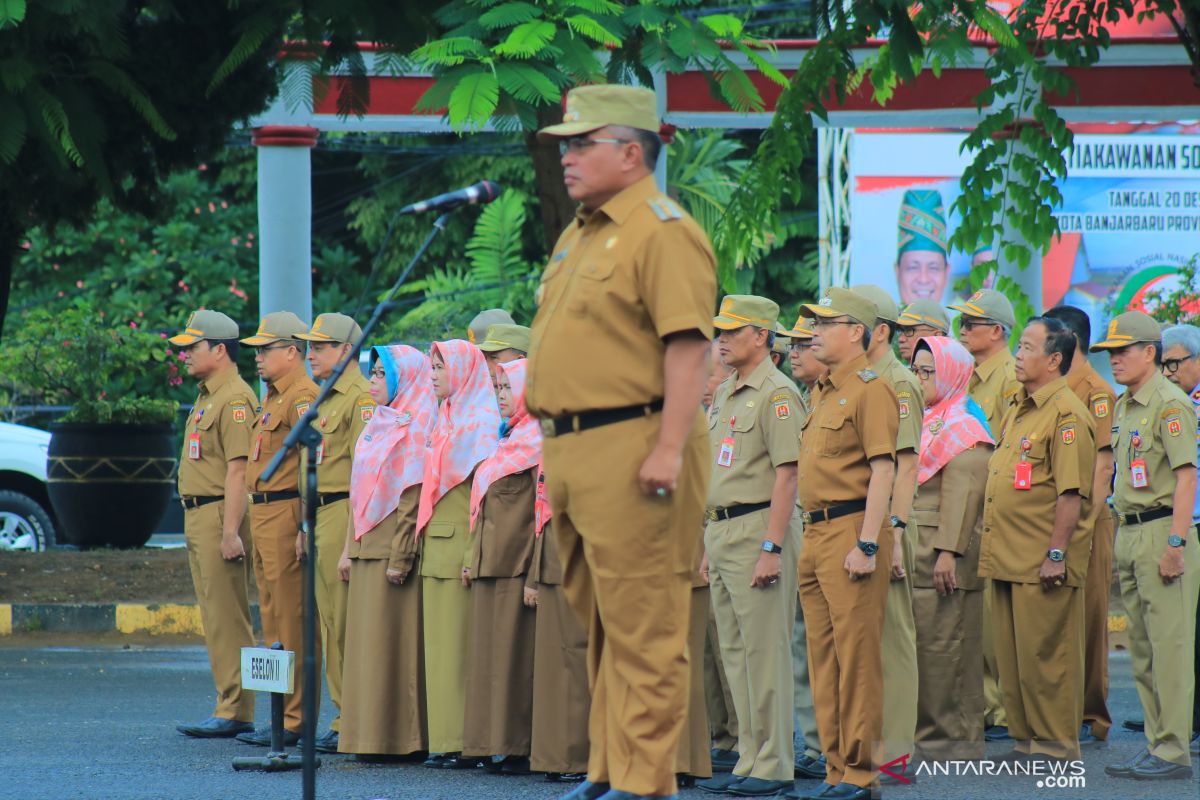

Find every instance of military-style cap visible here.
[296,312,362,345]
[240,311,309,346]
[771,323,790,355]
[478,323,531,354]
[168,310,239,346]
[898,300,951,332]
[851,284,900,324]
[713,295,780,331]
[468,308,515,345]
[537,85,659,140]
[799,287,878,327]
[1089,310,1162,352]
[948,289,1016,329]
[778,314,816,340]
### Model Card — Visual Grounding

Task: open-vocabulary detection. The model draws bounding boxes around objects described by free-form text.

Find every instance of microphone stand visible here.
[257,211,452,800]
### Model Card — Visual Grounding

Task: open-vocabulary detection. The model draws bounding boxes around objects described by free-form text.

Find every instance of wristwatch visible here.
[1047,548,1066,562]
[1168,534,1187,548]
[889,515,907,529]
[857,540,879,557]
[762,540,784,555]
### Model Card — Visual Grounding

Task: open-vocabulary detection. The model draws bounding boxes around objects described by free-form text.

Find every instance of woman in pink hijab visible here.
[460,358,541,774]
[338,344,436,758]
[909,336,995,765]
[417,339,500,768]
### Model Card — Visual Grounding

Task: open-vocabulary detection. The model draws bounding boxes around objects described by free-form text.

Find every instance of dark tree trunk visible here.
[523,105,577,254]
[0,210,19,343]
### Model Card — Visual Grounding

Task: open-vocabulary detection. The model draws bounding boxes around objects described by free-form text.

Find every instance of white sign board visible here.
[240,647,295,694]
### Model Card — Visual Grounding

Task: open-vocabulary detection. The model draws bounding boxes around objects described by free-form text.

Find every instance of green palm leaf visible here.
[448,70,500,129]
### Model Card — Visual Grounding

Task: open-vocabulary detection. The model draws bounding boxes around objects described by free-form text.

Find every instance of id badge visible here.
[315,438,325,465]
[1131,458,1148,488]
[252,434,262,462]
[717,437,734,468]
[1013,460,1032,490]
[187,432,201,460]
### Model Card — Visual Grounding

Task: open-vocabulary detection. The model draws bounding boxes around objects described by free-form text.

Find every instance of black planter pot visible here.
[46,422,178,549]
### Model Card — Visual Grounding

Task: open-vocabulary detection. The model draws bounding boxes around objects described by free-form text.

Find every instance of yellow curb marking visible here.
[0,605,11,636]
[115,604,205,636]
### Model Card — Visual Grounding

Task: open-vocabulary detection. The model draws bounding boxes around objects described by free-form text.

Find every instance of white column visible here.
[252,125,318,324]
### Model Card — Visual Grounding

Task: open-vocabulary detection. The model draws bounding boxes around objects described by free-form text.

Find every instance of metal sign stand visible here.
[232,642,314,773]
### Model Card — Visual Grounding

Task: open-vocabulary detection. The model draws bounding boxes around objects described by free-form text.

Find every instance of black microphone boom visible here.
[399,180,502,215]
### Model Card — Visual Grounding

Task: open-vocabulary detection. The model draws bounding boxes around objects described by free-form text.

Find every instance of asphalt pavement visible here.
[0,643,1194,800]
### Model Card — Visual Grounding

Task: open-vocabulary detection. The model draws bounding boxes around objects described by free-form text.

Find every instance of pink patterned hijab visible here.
[916,336,994,485]
[416,340,500,534]
[350,345,437,539]
[469,359,542,529]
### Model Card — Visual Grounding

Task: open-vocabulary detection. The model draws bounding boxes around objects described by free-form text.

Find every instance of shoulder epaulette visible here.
[858,368,877,383]
[647,196,683,222]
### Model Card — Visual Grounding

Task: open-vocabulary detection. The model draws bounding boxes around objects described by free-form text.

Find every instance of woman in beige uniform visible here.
[418,339,499,768]
[909,336,994,764]
[462,358,539,774]
[338,344,436,757]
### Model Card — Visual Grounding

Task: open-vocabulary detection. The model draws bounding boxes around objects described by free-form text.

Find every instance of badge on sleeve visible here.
[359,398,375,423]
[231,405,247,424]
[296,401,310,417]
[773,394,791,420]
[1060,426,1075,445]
[1167,417,1182,437]
[898,400,910,419]
[1093,398,1109,418]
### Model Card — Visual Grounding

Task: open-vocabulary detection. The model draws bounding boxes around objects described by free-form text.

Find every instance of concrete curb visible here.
[0,603,262,636]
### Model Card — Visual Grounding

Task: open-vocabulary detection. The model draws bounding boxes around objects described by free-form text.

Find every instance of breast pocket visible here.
[818,412,852,457]
[421,521,464,578]
[260,410,285,454]
[732,414,758,459]
[567,257,619,316]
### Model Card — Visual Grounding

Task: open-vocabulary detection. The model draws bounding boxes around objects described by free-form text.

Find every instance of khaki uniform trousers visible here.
[790,590,821,759]
[912,587,984,762]
[313,499,349,732]
[982,578,1006,727]
[543,414,709,798]
[798,513,893,789]
[705,603,739,752]
[706,509,798,781]
[1080,508,1114,738]
[677,586,714,779]
[184,501,256,722]
[1115,518,1200,766]
[991,580,1083,760]
[880,529,918,766]
[250,498,319,732]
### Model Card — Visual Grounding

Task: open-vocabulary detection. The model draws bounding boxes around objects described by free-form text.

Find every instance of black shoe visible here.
[483,755,506,774]
[983,725,1011,742]
[787,783,836,800]
[1122,717,1145,732]
[177,716,255,738]
[878,765,915,786]
[1191,732,1199,755]
[800,784,874,800]
[677,774,696,789]
[500,756,532,775]
[728,778,794,797]
[794,753,827,780]
[711,748,740,773]
[559,781,610,800]
[1130,755,1193,781]
[1078,724,1105,747]
[547,772,588,783]
[597,793,678,800]
[423,752,454,768]
[297,729,339,754]
[697,773,745,794]
[1104,748,1150,777]
[236,726,300,747]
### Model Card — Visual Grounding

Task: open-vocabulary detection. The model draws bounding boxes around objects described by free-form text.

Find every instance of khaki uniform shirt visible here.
[314,369,375,493]
[1112,371,1196,515]
[706,357,804,508]
[970,349,1020,435]
[469,469,537,578]
[874,350,924,454]
[978,377,1095,586]
[1067,363,1117,452]
[246,364,319,493]
[798,352,899,509]
[526,174,717,418]
[177,366,257,497]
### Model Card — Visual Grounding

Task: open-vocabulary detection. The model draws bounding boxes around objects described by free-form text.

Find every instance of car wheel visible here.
[0,489,56,552]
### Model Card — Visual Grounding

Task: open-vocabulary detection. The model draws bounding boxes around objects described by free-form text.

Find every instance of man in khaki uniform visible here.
[792,288,899,800]
[949,288,1020,738]
[978,316,1095,762]
[236,311,320,745]
[1044,305,1118,745]
[696,296,801,798]
[478,323,530,386]
[292,312,375,753]
[171,311,259,739]
[850,285,921,781]
[470,307,516,382]
[779,318,824,781]
[896,300,950,363]
[527,85,717,800]
[1093,312,1199,781]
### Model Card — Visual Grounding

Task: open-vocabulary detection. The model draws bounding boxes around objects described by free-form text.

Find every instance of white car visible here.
[0,421,57,551]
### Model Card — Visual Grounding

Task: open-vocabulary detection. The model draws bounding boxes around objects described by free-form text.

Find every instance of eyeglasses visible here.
[810,318,858,330]
[559,136,630,156]
[958,318,997,331]
[788,342,813,352]
[369,367,387,379]
[1162,354,1198,374]
[253,343,293,356]
[913,366,936,380]
[899,325,941,338]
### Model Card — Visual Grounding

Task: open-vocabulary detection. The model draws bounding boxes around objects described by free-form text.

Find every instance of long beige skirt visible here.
[423,575,471,753]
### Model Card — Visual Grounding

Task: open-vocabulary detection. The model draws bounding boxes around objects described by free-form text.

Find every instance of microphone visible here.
[398,180,502,215]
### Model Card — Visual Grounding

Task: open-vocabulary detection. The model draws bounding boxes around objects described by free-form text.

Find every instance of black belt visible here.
[540,400,663,438]
[317,492,349,507]
[801,499,868,525]
[705,501,771,523]
[180,495,222,510]
[248,491,300,505]
[1117,506,1173,526]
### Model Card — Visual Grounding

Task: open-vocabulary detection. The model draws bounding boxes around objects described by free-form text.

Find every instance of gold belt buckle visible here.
[540,419,557,438]
[705,508,719,523]
[801,510,812,524]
